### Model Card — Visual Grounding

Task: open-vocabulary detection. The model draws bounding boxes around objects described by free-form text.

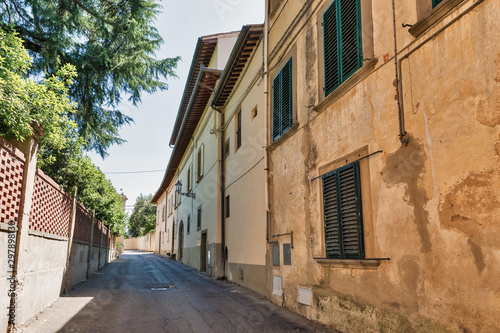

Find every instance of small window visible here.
[187,165,192,192]
[236,110,242,149]
[323,0,363,97]
[322,161,364,259]
[225,139,230,159]
[251,107,258,120]
[197,144,204,181]
[272,58,293,141]
[272,244,280,266]
[225,195,230,218]
[197,205,202,231]
[283,243,291,265]
[187,214,191,235]
[162,204,165,221]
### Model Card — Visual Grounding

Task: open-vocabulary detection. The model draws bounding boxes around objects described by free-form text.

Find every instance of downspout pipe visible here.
[392,0,408,145]
[396,0,485,145]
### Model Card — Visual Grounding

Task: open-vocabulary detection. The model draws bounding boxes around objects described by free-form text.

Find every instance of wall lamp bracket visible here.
[175,180,195,199]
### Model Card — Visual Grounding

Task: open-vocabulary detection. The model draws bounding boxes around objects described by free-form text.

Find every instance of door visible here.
[200,232,207,272]
[178,221,184,261]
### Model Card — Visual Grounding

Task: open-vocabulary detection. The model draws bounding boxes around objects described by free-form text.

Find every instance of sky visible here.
[87,0,265,213]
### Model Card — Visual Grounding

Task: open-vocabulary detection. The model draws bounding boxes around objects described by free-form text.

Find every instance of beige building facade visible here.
[152,1,499,331]
[264,0,500,332]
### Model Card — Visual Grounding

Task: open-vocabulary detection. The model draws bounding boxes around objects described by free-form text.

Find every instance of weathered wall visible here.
[15,234,67,326]
[67,242,89,289]
[123,232,156,252]
[223,39,268,294]
[266,0,500,332]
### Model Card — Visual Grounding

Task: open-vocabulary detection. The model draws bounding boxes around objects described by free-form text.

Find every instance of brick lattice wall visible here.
[0,139,25,226]
[29,170,71,237]
[74,203,92,242]
[92,220,102,245]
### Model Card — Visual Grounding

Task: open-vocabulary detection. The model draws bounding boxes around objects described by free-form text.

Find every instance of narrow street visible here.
[19,251,337,333]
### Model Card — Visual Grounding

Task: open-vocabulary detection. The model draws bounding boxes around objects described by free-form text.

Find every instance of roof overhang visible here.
[211,24,264,109]
[152,66,222,203]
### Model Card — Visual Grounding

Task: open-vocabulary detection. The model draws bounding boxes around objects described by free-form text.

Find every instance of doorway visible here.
[200,232,207,272]
[178,221,184,261]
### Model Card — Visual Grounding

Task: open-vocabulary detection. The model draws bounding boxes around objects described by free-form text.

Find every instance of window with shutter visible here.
[272,58,293,141]
[236,110,242,149]
[323,0,362,97]
[322,161,364,259]
[432,0,443,7]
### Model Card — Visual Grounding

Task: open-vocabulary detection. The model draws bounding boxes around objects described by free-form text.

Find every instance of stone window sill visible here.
[314,58,378,114]
[266,122,300,153]
[315,258,390,270]
[409,0,466,37]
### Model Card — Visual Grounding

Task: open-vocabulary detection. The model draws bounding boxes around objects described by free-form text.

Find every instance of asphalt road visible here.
[20,251,337,333]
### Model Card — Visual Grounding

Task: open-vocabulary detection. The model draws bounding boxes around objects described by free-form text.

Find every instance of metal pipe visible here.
[397,0,485,145]
[392,0,407,145]
[272,231,293,249]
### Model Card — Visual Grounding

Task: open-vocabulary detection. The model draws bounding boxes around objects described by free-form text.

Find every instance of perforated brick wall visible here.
[92,220,102,245]
[74,203,92,242]
[0,140,25,226]
[29,170,71,237]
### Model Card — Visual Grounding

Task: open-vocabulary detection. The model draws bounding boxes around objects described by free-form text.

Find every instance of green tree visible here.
[0,28,76,151]
[128,193,156,237]
[0,29,126,235]
[0,0,179,157]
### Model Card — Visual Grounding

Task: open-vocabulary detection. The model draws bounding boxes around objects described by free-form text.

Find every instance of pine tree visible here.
[0,0,179,157]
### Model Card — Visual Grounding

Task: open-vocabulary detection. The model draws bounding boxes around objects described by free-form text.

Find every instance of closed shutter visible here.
[272,58,293,141]
[323,0,362,97]
[281,59,293,133]
[323,1,339,95]
[272,75,281,140]
[322,162,364,259]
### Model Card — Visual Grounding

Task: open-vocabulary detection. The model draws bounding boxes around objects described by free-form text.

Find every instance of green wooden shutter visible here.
[432,0,443,8]
[272,58,293,141]
[323,1,339,96]
[322,162,364,259]
[323,0,362,97]
[272,75,281,140]
[281,59,292,133]
[340,0,363,81]
[323,170,341,258]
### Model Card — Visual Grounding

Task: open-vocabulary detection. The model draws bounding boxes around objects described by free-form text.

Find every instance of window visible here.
[322,161,364,259]
[225,139,230,159]
[174,190,180,208]
[236,110,242,149]
[197,205,202,231]
[432,0,443,7]
[272,58,293,141]
[162,204,165,221]
[272,244,280,266]
[187,214,191,235]
[187,165,192,192]
[251,107,258,120]
[225,195,230,218]
[197,144,204,181]
[283,244,291,265]
[323,0,362,97]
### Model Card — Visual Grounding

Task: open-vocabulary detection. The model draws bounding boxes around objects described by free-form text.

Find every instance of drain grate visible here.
[150,285,175,291]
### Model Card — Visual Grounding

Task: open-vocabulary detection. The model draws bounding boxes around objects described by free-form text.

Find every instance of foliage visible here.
[0,29,126,235]
[0,0,180,157]
[128,193,156,237]
[0,28,76,151]
[38,137,127,235]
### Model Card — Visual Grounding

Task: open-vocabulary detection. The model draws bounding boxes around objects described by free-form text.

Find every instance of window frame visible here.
[322,161,365,259]
[322,0,363,97]
[236,109,242,150]
[225,195,230,218]
[197,205,202,231]
[272,58,293,141]
[225,138,230,159]
[187,214,191,235]
[197,144,205,182]
[187,164,192,193]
